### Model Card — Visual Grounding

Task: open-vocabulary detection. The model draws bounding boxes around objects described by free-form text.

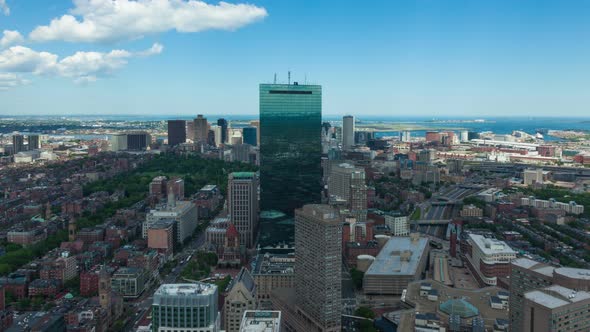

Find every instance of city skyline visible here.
[2,1,590,116]
[0,76,589,330]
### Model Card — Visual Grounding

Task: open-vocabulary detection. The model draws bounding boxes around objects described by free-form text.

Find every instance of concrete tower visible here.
[193,114,209,144]
[342,115,355,150]
[295,204,342,332]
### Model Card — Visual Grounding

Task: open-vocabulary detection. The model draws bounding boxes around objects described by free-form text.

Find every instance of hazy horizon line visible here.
[1,114,590,120]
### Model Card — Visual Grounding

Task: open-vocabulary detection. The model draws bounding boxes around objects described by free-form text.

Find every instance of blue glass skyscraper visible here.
[243,127,258,146]
[259,83,322,215]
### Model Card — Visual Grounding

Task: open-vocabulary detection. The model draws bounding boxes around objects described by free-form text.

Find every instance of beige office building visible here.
[510,257,590,332]
[328,162,367,221]
[193,114,210,144]
[523,285,590,332]
[228,172,259,248]
[294,204,342,332]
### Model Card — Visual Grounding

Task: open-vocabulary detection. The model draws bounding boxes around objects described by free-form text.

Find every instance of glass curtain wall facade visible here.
[167,120,187,146]
[242,127,258,146]
[151,283,219,332]
[260,83,322,215]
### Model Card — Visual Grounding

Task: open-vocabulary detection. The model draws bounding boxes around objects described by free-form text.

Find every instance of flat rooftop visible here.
[511,257,545,270]
[468,233,516,256]
[149,200,193,214]
[296,204,341,223]
[154,283,216,297]
[525,285,590,309]
[365,236,429,276]
[149,219,175,229]
[200,184,218,191]
[252,253,294,275]
[555,267,590,280]
[510,258,590,280]
[240,311,281,332]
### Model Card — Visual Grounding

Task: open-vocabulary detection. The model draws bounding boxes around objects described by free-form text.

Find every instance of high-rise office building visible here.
[167,120,186,146]
[186,121,195,142]
[217,118,228,144]
[209,125,221,147]
[400,131,411,142]
[231,144,252,163]
[28,135,40,150]
[208,129,216,146]
[110,133,128,151]
[249,120,260,146]
[354,131,374,145]
[12,134,24,154]
[509,257,590,332]
[259,83,322,214]
[144,192,198,244]
[194,114,209,144]
[294,204,342,331]
[127,131,151,151]
[328,163,367,221]
[523,285,590,332]
[223,268,256,332]
[152,283,220,332]
[321,122,331,139]
[342,115,355,150]
[242,127,257,146]
[228,172,259,248]
[460,130,469,142]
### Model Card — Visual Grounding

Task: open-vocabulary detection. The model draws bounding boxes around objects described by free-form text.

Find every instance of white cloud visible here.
[0,73,29,91]
[0,0,9,16]
[29,0,268,43]
[1,30,25,49]
[0,43,162,86]
[138,42,163,56]
[0,46,58,74]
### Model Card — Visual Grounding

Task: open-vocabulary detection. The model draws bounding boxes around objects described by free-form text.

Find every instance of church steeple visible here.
[68,217,77,242]
[99,265,111,311]
[45,202,52,220]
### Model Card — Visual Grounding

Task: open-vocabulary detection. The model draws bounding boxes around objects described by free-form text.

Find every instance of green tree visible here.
[111,319,125,332]
[17,298,31,310]
[64,276,81,296]
[359,319,377,332]
[350,268,364,290]
[215,275,232,293]
[355,306,375,319]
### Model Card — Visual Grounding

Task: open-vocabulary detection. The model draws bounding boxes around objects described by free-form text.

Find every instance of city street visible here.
[127,227,208,331]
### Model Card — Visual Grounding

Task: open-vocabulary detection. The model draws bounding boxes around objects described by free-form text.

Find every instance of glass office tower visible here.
[242,126,258,146]
[260,83,322,215]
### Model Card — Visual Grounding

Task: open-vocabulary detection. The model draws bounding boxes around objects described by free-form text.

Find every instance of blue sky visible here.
[1,0,590,117]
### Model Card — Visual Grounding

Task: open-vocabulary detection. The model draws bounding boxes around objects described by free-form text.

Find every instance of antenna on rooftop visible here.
[304,73,307,84]
[273,73,277,84]
[288,71,291,85]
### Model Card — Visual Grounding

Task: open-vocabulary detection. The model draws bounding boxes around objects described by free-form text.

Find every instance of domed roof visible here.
[439,299,479,318]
